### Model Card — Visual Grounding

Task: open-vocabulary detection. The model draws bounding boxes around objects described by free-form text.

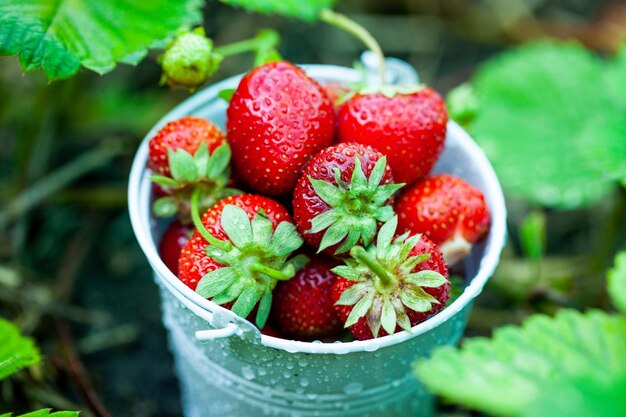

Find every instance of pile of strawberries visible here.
[148,61,491,342]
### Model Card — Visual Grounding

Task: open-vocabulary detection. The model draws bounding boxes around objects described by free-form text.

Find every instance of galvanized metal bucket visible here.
[128,59,507,417]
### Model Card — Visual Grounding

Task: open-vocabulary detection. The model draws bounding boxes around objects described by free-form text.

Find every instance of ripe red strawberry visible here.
[331,216,449,340]
[337,86,448,184]
[159,220,194,276]
[292,143,403,255]
[148,116,240,222]
[178,194,306,328]
[148,116,225,176]
[271,256,342,340]
[395,174,491,266]
[227,61,336,196]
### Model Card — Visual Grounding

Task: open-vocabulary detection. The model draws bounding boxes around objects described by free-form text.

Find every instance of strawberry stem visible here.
[190,188,231,252]
[319,8,386,84]
[249,261,295,281]
[350,245,396,290]
[214,29,279,59]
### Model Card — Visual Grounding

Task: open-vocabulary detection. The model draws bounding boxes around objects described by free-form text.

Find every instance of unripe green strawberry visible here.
[160,27,222,91]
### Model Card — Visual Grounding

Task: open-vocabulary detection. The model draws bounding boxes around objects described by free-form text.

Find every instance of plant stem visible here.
[249,261,295,281]
[350,246,396,289]
[319,8,386,84]
[214,29,279,57]
[190,188,231,252]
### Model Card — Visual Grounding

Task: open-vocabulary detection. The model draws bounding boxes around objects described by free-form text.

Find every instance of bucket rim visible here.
[128,63,507,354]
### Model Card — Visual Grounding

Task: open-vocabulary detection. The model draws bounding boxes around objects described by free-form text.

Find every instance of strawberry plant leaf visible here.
[9,410,79,417]
[0,317,40,381]
[414,310,626,417]
[463,42,620,208]
[608,251,626,314]
[219,0,336,22]
[0,0,204,79]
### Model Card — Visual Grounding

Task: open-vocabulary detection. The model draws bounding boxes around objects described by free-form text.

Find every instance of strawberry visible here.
[271,256,342,340]
[395,174,491,266]
[159,220,194,276]
[337,86,448,184]
[331,216,449,340]
[292,143,403,255]
[148,116,225,176]
[178,194,306,328]
[148,116,240,222]
[226,61,336,196]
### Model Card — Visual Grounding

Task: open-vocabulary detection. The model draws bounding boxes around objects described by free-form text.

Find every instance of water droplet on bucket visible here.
[343,382,364,395]
[241,366,255,380]
[299,378,310,387]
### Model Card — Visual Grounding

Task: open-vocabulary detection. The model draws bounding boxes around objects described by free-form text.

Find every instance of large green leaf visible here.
[0,316,40,380]
[0,0,204,79]
[464,42,620,208]
[220,0,336,22]
[414,310,626,417]
[608,251,626,314]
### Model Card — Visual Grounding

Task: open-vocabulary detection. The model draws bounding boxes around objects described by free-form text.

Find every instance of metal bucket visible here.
[128,59,507,417]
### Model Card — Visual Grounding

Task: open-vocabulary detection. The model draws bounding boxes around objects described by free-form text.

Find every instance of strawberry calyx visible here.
[332,216,448,338]
[308,156,404,254]
[190,191,307,328]
[151,142,241,222]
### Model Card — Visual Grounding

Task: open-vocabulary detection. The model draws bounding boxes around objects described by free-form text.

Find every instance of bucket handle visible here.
[195,323,239,341]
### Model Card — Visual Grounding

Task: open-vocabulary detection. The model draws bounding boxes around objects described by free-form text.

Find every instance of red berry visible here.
[395,174,491,265]
[338,87,448,184]
[148,116,225,177]
[292,143,402,255]
[159,220,193,276]
[272,257,342,340]
[331,217,449,340]
[177,194,304,328]
[227,61,336,196]
[178,194,294,290]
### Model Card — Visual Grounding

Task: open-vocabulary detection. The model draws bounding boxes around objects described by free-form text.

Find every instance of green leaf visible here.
[269,221,303,256]
[220,205,253,248]
[414,310,626,417]
[255,291,272,329]
[344,291,375,327]
[13,410,79,417]
[335,228,361,255]
[405,270,448,288]
[331,265,360,281]
[335,283,367,305]
[608,251,626,314]
[218,88,235,103]
[318,222,348,253]
[193,142,210,178]
[251,212,273,248]
[219,0,336,22]
[0,317,40,381]
[169,149,199,183]
[350,157,368,190]
[367,157,387,189]
[231,287,261,319]
[380,298,396,335]
[308,209,339,234]
[377,215,397,249]
[465,42,618,208]
[196,267,238,298]
[0,0,203,79]
[206,144,232,180]
[150,175,180,189]
[309,177,343,207]
[152,197,178,218]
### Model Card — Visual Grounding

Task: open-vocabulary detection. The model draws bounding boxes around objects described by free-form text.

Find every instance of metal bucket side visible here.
[128,61,507,417]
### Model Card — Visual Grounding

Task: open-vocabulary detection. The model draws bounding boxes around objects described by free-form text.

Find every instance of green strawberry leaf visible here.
[4,410,79,417]
[0,317,40,381]
[219,0,336,22]
[414,309,626,417]
[463,42,620,208]
[608,251,626,314]
[0,0,204,79]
